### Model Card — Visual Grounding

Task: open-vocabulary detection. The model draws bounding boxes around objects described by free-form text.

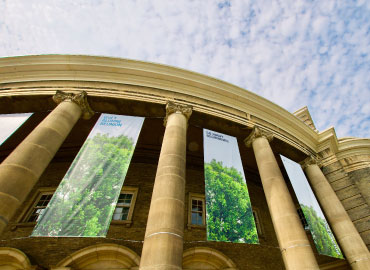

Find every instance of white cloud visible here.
[0,0,369,138]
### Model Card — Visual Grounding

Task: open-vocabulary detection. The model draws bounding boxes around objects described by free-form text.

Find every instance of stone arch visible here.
[183,247,238,270]
[56,243,140,270]
[0,247,32,270]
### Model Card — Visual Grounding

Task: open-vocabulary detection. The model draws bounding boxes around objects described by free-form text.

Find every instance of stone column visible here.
[139,101,192,270]
[302,158,370,270]
[0,90,93,234]
[245,127,319,270]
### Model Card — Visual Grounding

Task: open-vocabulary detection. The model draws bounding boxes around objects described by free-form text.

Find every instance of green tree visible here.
[300,204,343,258]
[204,159,258,244]
[33,133,135,237]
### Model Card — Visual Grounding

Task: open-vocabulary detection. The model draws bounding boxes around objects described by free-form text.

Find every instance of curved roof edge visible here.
[0,55,368,157]
[318,127,370,160]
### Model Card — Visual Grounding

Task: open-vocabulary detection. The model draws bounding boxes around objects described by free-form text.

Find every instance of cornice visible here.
[336,138,370,160]
[317,127,370,161]
[0,54,364,155]
[317,127,339,153]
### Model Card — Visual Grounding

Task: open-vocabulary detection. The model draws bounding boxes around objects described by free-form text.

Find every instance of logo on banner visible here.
[206,130,229,142]
[100,115,123,127]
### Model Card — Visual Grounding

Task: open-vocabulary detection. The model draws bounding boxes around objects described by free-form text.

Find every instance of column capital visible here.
[53,90,94,120]
[301,155,322,170]
[164,101,192,126]
[244,126,273,148]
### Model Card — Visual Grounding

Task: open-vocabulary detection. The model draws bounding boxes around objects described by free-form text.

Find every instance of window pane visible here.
[191,198,204,225]
[118,193,133,204]
[191,213,198,224]
[198,212,203,225]
[36,209,45,221]
[195,215,202,225]
[28,213,38,222]
[36,199,45,207]
[114,207,123,214]
[28,194,52,222]
[113,213,121,220]
[297,208,309,230]
[112,205,130,221]
[192,199,203,211]
[121,207,129,220]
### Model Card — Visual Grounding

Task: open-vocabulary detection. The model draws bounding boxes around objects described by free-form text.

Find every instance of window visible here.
[252,208,263,236]
[113,193,133,221]
[27,194,53,222]
[112,187,138,223]
[21,188,56,223]
[188,193,205,227]
[297,208,309,230]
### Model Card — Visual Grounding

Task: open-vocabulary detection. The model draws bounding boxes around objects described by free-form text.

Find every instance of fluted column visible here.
[245,127,319,270]
[0,90,93,234]
[139,101,192,270]
[302,158,370,270]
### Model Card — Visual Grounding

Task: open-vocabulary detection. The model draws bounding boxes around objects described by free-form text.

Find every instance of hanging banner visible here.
[0,113,32,145]
[203,129,259,244]
[32,114,144,237]
[280,155,343,258]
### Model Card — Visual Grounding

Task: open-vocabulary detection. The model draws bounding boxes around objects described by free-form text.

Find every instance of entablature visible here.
[2,55,367,159]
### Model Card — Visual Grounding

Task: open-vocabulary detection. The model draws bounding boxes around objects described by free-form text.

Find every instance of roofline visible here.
[0,55,368,157]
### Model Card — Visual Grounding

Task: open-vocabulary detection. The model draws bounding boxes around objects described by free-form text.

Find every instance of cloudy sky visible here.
[1,0,369,138]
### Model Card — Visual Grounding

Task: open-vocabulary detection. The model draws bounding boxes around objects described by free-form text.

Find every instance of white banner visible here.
[32,114,144,237]
[281,155,343,258]
[203,129,259,244]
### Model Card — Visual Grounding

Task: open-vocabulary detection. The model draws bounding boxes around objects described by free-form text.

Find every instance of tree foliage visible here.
[300,204,343,258]
[33,133,135,237]
[204,159,258,244]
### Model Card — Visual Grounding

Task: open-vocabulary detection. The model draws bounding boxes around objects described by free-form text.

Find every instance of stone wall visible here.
[0,157,345,269]
[322,161,370,250]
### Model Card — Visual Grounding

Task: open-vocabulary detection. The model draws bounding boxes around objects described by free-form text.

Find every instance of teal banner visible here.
[32,114,144,237]
[280,155,343,258]
[0,113,32,145]
[203,129,259,244]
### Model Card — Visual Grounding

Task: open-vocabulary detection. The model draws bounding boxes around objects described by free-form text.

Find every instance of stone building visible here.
[0,55,369,270]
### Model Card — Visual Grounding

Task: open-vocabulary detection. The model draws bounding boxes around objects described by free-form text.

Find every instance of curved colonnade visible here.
[0,55,369,270]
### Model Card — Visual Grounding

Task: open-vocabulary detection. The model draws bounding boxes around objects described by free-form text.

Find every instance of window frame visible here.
[252,207,264,237]
[297,207,310,231]
[187,192,206,228]
[110,186,138,227]
[19,187,56,224]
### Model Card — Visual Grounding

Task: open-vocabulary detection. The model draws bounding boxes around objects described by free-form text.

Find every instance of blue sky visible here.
[1,0,369,138]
